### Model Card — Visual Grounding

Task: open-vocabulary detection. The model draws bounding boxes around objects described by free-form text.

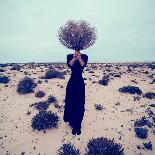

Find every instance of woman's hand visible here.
[73,52,78,61]
[76,52,81,61]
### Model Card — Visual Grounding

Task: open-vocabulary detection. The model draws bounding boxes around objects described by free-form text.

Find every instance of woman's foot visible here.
[76,129,81,135]
[71,128,81,135]
[72,128,77,135]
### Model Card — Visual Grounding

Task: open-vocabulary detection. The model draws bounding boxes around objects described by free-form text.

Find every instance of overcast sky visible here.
[0,0,155,63]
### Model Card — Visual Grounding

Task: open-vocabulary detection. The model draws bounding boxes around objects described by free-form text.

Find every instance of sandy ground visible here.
[0,62,155,155]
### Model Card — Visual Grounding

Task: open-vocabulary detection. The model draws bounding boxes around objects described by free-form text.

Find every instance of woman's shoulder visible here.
[82,54,88,59]
[67,54,73,57]
[67,53,87,55]
[67,54,74,58]
[84,54,88,56]
[67,53,88,58]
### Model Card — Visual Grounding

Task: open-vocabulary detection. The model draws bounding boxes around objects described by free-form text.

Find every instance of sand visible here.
[0,62,155,155]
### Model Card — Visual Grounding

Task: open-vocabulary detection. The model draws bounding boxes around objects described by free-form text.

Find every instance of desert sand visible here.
[0,62,155,155]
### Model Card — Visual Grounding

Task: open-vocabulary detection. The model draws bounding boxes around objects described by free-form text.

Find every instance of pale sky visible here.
[0,0,155,63]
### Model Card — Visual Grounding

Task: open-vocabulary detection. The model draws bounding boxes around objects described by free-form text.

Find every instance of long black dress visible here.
[63,53,88,131]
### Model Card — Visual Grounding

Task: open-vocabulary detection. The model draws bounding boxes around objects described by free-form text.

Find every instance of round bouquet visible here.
[57,19,97,51]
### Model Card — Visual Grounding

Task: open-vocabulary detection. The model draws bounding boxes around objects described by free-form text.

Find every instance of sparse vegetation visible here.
[143,141,152,150]
[0,69,5,72]
[145,107,155,122]
[47,95,57,103]
[37,80,42,84]
[114,74,121,77]
[99,78,109,86]
[45,69,65,79]
[17,76,37,94]
[134,127,148,139]
[99,75,110,86]
[2,62,155,154]
[94,104,103,111]
[149,104,155,107]
[35,90,46,98]
[144,92,155,99]
[134,116,152,128]
[118,85,142,95]
[30,101,50,111]
[24,71,28,75]
[0,64,7,67]
[10,64,21,71]
[85,137,124,155]
[31,111,59,131]
[148,64,155,70]
[0,75,9,84]
[152,78,155,83]
[57,142,80,155]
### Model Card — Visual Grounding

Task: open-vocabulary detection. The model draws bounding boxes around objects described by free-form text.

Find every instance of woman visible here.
[63,50,88,135]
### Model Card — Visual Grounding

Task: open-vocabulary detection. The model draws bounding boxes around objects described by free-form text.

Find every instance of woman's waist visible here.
[69,75,84,80]
[70,73,82,77]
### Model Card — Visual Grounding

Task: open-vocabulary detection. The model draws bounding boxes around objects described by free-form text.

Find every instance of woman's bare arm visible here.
[78,58,85,67]
[69,57,77,66]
